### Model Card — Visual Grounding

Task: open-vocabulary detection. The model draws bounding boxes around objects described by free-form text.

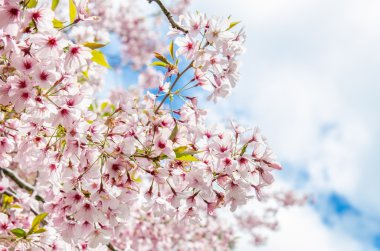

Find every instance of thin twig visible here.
[107,243,118,251]
[154,61,193,113]
[147,0,188,33]
[1,167,45,203]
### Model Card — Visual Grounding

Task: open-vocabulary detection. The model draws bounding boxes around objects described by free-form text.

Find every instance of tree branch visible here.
[107,243,118,251]
[1,167,45,203]
[147,0,188,33]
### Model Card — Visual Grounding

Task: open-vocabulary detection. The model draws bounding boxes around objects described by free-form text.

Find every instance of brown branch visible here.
[147,0,188,33]
[1,167,45,203]
[107,243,118,251]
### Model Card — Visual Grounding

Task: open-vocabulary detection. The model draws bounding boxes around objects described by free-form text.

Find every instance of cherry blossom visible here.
[27,6,54,31]
[31,30,65,59]
[64,45,92,71]
[0,0,299,250]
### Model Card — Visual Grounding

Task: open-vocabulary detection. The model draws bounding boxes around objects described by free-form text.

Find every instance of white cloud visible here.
[252,206,375,251]
[190,0,380,249]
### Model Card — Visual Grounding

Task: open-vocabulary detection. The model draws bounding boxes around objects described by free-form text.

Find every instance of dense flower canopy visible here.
[0,0,304,250]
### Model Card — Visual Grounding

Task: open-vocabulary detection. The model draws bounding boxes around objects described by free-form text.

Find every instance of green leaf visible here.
[51,0,60,10]
[227,21,241,31]
[26,0,38,8]
[88,104,94,111]
[82,70,89,79]
[130,170,142,183]
[83,42,107,50]
[169,40,174,60]
[149,61,167,67]
[174,146,187,154]
[91,50,111,69]
[100,101,108,111]
[32,228,46,234]
[10,204,22,209]
[52,18,65,29]
[240,143,248,156]
[174,145,200,162]
[2,194,13,205]
[28,212,48,234]
[82,189,91,198]
[175,154,199,162]
[11,228,27,238]
[169,124,178,141]
[56,124,66,138]
[69,0,77,23]
[154,52,170,64]
[2,194,13,210]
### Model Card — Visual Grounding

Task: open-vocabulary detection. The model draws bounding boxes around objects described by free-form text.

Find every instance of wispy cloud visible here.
[190,0,380,250]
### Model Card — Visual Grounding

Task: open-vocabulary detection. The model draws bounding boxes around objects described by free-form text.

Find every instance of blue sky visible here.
[188,0,380,250]
[103,0,380,250]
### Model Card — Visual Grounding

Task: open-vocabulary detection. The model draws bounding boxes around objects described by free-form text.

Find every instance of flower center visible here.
[9,8,19,17]
[47,37,57,47]
[70,47,80,55]
[32,12,41,21]
[158,141,166,149]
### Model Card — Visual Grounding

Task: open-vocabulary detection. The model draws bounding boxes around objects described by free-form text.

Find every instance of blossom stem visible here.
[58,19,80,31]
[147,0,188,33]
[44,76,64,96]
[154,61,193,113]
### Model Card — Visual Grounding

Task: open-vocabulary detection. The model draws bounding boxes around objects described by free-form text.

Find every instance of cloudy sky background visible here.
[188,0,380,250]
[103,0,380,250]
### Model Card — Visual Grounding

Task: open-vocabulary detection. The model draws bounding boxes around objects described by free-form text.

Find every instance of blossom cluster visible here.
[172,12,246,102]
[111,210,235,251]
[0,0,288,250]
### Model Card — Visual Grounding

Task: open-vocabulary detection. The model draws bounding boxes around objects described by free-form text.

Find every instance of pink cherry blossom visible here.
[153,128,175,159]
[27,7,54,31]
[175,35,198,60]
[31,31,66,59]
[0,0,295,250]
[65,45,92,71]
